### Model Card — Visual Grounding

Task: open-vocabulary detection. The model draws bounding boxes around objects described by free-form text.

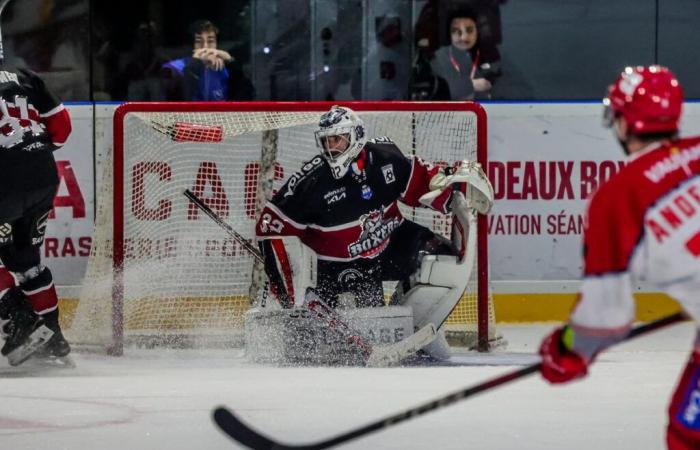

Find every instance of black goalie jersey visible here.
[0,69,72,193]
[255,138,451,262]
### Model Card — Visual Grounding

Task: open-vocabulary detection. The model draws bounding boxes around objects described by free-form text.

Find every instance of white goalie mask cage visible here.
[314,106,367,179]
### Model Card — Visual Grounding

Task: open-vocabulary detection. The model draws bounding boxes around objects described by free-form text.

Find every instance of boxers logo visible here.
[347,209,401,258]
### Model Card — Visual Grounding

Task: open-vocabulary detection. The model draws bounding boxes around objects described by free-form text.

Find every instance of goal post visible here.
[66,101,495,354]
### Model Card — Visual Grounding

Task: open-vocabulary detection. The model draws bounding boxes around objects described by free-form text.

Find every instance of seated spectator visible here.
[122,21,168,101]
[162,20,254,101]
[430,7,501,100]
[407,39,451,101]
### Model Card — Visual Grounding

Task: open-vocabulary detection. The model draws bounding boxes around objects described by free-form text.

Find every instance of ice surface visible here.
[0,323,693,450]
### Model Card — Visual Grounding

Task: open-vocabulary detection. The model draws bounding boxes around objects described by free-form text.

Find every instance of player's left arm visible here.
[401,156,494,215]
[21,68,72,149]
[540,190,638,384]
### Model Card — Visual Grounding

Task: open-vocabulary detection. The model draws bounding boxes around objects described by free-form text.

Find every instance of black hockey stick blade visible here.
[214,407,283,450]
[212,312,686,450]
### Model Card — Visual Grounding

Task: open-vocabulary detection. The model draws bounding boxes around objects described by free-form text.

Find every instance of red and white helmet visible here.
[603,65,683,134]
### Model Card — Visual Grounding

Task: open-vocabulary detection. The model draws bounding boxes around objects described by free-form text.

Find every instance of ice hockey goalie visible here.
[245,105,493,365]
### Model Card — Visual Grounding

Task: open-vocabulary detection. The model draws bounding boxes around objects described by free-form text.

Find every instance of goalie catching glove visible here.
[418,160,494,215]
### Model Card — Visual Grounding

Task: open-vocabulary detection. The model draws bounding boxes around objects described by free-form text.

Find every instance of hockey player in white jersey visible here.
[254,105,493,362]
[537,65,700,449]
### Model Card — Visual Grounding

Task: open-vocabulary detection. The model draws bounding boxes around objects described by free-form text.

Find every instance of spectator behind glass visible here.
[121,21,168,101]
[430,7,501,100]
[162,20,254,101]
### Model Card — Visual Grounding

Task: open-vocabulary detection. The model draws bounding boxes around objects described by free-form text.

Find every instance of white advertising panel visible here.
[44,105,95,290]
[485,102,700,285]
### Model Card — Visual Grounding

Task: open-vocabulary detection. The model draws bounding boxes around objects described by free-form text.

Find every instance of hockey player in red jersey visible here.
[255,105,493,360]
[537,65,700,449]
[0,68,72,365]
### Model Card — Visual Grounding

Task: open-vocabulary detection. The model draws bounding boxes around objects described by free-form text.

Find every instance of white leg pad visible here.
[403,254,471,330]
[399,254,471,360]
[421,328,451,360]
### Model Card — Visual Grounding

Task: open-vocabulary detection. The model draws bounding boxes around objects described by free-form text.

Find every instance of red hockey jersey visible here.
[570,136,700,336]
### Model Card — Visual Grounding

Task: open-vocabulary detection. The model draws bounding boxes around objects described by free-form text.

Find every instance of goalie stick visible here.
[183,190,435,367]
[212,311,686,450]
[184,189,264,264]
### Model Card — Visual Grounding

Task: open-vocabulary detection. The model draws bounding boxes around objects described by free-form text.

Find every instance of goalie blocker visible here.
[245,190,480,365]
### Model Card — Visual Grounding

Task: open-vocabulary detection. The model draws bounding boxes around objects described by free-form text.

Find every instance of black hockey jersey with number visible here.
[0,69,72,193]
[255,138,444,261]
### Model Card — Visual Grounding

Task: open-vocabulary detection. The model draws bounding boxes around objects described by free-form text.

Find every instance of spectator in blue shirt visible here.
[162,20,254,101]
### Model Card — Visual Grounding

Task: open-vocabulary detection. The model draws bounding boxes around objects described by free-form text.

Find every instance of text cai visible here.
[130,160,284,221]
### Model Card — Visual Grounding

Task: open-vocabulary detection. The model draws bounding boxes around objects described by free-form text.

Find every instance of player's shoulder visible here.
[589,137,700,215]
[277,154,327,199]
[14,68,47,90]
[367,136,397,146]
[614,136,700,186]
[365,137,404,159]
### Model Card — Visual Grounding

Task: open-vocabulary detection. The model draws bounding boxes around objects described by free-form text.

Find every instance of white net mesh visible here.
[66,105,495,350]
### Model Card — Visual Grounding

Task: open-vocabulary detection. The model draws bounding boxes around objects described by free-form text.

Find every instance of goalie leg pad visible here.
[258,236,317,308]
[667,350,700,450]
[244,305,413,365]
[400,254,470,330]
[396,254,471,360]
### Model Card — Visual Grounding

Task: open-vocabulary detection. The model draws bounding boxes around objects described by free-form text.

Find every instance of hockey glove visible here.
[419,161,494,215]
[539,326,588,384]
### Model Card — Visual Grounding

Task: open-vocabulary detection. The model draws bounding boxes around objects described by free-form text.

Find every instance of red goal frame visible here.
[112,101,490,355]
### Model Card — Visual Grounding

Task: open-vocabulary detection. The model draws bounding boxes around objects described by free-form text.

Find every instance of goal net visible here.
[66,102,496,354]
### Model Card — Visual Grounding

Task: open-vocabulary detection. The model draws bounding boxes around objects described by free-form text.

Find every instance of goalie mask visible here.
[315,106,367,179]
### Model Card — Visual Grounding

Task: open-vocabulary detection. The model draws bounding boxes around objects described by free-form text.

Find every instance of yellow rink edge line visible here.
[491,293,682,322]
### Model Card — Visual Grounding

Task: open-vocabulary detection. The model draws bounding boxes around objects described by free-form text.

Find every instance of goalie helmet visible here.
[603,65,683,134]
[315,106,367,179]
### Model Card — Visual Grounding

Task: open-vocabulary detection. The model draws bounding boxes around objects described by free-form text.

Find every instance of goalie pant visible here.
[548,136,700,449]
[255,137,457,308]
[259,220,455,309]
